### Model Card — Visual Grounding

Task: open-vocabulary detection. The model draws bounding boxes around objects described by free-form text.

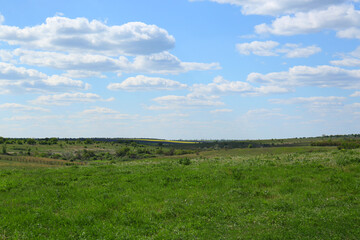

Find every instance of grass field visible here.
[1,142,359,239]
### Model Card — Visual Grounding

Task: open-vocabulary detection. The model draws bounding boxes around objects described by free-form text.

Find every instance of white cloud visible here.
[191,76,289,96]
[0,13,4,25]
[350,91,360,97]
[14,49,130,72]
[149,94,224,110]
[30,92,113,106]
[0,62,47,80]
[0,103,49,112]
[0,62,90,94]
[331,46,360,67]
[270,96,347,115]
[236,41,279,56]
[331,57,360,66]
[242,108,294,120]
[247,65,360,89]
[62,70,107,79]
[0,16,175,56]
[270,96,346,105]
[13,49,219,75]
[210,108,233,114]
[131,51,220,74]
[82,107,119,114]
[236,41,321,58]
[78,107,134,120]
[280,44,321,58]
[108,75,187,91]
[255,4,360,36]
[193,0,346,16]
[4,115,63,121]
[0,50,13,62]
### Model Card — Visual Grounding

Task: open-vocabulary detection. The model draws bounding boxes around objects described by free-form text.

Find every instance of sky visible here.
[0,0,360,139]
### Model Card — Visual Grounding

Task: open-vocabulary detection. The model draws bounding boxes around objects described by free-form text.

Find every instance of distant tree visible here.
[84,139,94,144]
[27,139,36,145]
[2,144,7,154]
[49,137,58,145]
[0,137,5,144]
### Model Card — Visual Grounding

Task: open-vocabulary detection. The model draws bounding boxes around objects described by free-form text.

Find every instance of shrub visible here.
[179,157,191,165]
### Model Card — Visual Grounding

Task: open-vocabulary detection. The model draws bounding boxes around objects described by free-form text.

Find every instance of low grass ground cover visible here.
[0,147,359,239]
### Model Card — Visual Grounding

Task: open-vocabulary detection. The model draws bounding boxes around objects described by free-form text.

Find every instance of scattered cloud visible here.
[236,41,321,58]
[192,76,289,96]
[191,0,346,16]
[255,5,360,36]
[269,96,347,115]
[210,108,233,114]
[78,107,134,120]
[242,108,295,120]
[278,44,321,58]
[247,65,360,89]
[269,96,346,105]
[0,103,49,112]
[130,51,220,74]
[0,13,4,24]
[351,91,360,97]
[82,107,120,114]
[0,16,175,56]
[0,62,90,94]
[236,41,279,56]
[4,115,63,121]
[108,75,187,91]
[331,46,360,67]
[11,49,219,75]
[149,94,224,110]
[30,92,113,105]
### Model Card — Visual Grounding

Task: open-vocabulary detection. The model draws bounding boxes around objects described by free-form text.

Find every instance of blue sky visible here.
[1,0,360,139]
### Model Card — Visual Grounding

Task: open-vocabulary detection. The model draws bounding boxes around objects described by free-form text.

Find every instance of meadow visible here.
[0,137,359,239]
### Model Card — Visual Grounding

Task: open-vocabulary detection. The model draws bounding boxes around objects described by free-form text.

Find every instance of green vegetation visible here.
[0,135,359,239]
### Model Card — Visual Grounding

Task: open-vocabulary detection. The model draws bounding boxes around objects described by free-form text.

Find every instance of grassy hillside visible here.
[1,145,359,239]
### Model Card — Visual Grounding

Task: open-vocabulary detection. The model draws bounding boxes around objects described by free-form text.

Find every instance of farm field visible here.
[0,137,360,239]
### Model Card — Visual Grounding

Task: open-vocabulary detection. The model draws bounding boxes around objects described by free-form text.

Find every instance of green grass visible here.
[0,147,359,239]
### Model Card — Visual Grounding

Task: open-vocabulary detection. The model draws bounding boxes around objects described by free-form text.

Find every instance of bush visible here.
[116,147,130,157]
[179,157,191,165]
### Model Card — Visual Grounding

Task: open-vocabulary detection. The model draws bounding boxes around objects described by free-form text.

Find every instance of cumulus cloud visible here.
[210,108,233,114]
[30,92,113,106]
[350,91,360,97]
[14,49,130,72]
[242,108,294,120]
[148,94,224,110]
[191,76,289,96]
[0,62,47,80]
[247,65,360,89]
[331,46,360,67]
[12,49,219,75]
[279,44,321,58]
[236,41,321,58]
[4,115,63,121]
[0,16,175,56]
[82,107,119,114]
[131,52,220,74]
[0,103,49,112]
[236,41,279,56]
[270,96,347,114]
[0,62,90,94]
[108,75,187,91]
[0,13,4,25]
[192,0,346,16]
[78,107,134,120]
[270,96,346,105]
[255,4,360,36]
